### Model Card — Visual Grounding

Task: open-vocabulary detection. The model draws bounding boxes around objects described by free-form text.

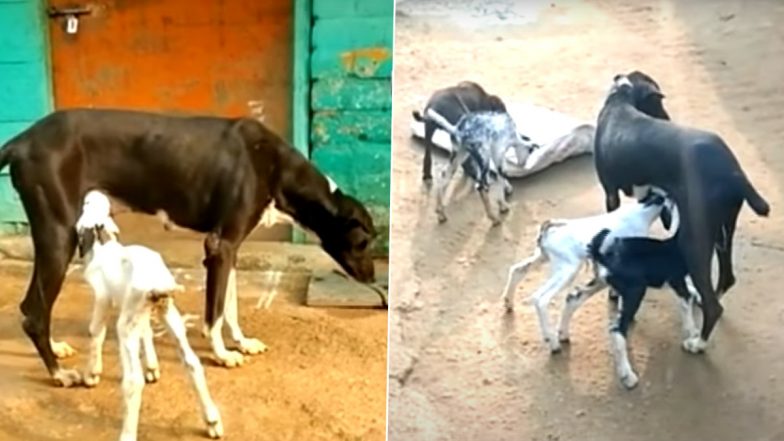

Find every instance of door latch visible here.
[47,5,93,35]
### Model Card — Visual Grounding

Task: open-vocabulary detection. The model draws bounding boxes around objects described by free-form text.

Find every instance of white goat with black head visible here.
[76,190,223,441]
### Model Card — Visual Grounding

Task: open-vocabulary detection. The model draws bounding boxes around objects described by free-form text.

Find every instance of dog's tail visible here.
[423,108,458,136]
[739,177,770,217]
[587,228,612,267]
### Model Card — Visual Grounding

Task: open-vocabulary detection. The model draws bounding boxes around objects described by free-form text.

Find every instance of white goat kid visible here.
[76,190,223,441]
[501,187,677,353]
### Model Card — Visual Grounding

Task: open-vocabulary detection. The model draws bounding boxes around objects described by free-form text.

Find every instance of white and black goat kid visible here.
[586,222,700,390]
[425,109,537,226]
[501,188,676,353]
[76,190,223,441]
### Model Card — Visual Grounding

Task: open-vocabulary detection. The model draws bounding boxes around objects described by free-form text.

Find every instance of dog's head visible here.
[320,190,377,283]
[626,71,670,120]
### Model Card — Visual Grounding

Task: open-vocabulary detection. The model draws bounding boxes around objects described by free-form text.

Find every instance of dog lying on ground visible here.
[594,71,770,353]
[0,108,378,386]
[425,109,537,225]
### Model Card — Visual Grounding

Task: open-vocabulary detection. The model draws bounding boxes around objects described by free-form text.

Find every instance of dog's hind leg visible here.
[223,267,267,355]
[679,217,723,354]
[716,201,742,296]
[20,216,80,386]
[435,148,470,223]
[203,233,245,368]
[422,121,437,186]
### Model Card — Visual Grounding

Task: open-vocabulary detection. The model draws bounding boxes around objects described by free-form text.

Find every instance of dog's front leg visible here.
[203,234,245,368]
[223,267,268,355]
[435,149,470,223]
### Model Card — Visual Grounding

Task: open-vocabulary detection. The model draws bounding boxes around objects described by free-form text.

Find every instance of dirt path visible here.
[388,1,784,440]
[0,252,387,441]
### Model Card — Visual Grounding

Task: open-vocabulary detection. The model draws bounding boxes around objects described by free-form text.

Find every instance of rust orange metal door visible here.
[47,0,293,241]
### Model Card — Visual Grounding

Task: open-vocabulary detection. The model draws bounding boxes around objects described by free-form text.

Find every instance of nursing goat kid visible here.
[425,109,536,225]
[501,189,676,353]
[77,191,223,441]
[586,226,700,389]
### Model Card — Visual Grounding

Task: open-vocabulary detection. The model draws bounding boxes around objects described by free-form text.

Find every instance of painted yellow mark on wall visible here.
[340,47,390,77]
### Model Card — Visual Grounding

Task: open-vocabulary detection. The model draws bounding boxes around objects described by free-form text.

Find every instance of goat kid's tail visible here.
[412,110,425,122]
[536,219,567,248]
[424,108,458,137]
[587,228,612,266]
[740,177,770,217]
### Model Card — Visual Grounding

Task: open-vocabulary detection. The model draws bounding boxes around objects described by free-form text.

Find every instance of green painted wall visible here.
[0,0,51,234]
[308,0,393,254]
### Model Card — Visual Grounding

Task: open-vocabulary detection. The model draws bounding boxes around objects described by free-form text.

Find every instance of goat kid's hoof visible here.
[620,372,639,389]
[489,217,503,227]
[237,338,268,355]
[144,367,161,383]
[544,338,562,354]
[83,372,102,388]
[205,406,224,438]
[52,368,83,388]
[502,299,514,314]
[682,337,708,354]
[436,212,448,224]
[215,351,245,368]
[557,331,571,344]
[499,205,510,215]
[51,340,77,359]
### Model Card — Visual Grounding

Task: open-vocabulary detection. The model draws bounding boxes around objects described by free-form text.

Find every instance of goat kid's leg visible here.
[50,339,76,359]
[162,300,223,439]
[224,267,267,355]
[140,319,160,383]
[609,287,644,390]
[716,203,741,296]
[117,310,146,441]
[558,277,607,343]
[501,248,544,313]
[435,149,470,224]
[531,264,579,353]
[204,235,245,368]
[478,188,502,226]
[83,290,111,387]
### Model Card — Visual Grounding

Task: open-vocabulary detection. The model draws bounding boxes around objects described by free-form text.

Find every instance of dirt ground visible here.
[389,1,784,440]
[0,226,387,441]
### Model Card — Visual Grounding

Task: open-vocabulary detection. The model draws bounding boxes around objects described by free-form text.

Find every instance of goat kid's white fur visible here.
[77,190,223,441]
[501,186,695,353]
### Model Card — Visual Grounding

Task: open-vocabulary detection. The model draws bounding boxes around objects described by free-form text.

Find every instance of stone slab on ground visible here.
[306,269,389,308]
